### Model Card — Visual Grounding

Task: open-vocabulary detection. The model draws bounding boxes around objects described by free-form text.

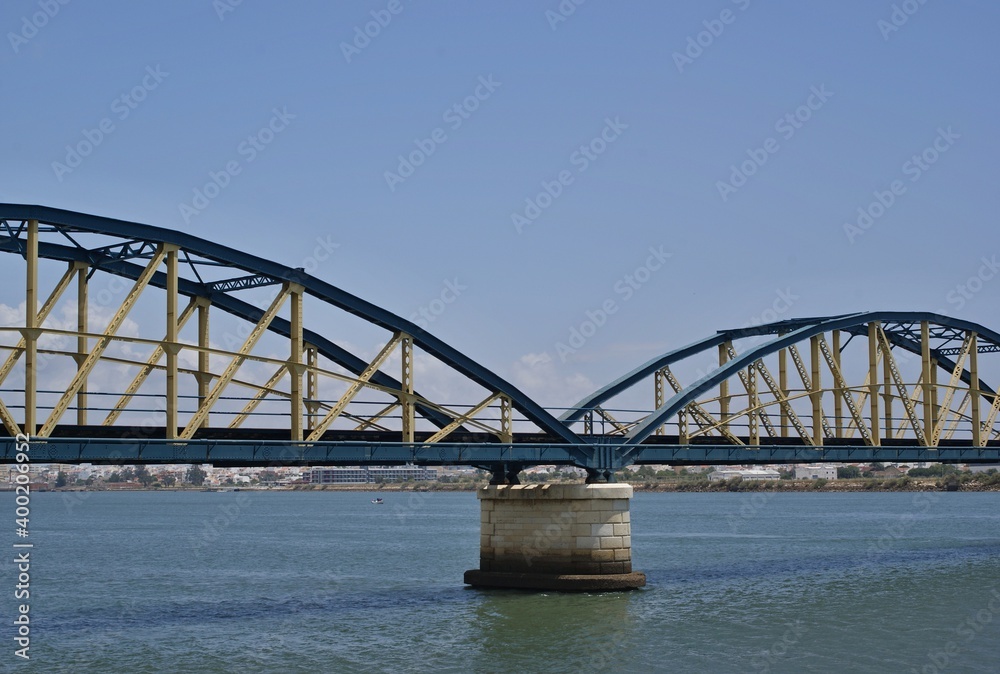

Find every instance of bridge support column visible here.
[464,484,645,592]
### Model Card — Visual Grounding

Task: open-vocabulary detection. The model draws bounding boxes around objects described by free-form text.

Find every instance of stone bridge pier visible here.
[464,483,645,591]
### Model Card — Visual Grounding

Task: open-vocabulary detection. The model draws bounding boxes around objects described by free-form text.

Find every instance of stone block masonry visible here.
[464,483,645,591]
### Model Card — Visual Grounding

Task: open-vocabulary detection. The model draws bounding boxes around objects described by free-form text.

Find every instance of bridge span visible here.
[1,205,999,479]
[2,205,998,589]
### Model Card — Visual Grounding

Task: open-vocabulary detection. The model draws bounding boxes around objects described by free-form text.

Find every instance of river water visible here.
[1,490,997,673]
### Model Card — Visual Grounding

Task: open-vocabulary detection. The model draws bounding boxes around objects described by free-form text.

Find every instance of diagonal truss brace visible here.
[228,364,288,429]
[931,333,972,446]
[38,248,168,437]
[306,333,403,442]
[594,406,629,435]
[0,265,77,386]
[876,328,925,442]
[353,402,397,432]
[844,343,883,440]
[179,284,291,439]
[894,374,924,441]
[817,334,873,445]
[423,393,501,444]
[787,344,834,439]
[661,366,744,445]
[0,399,19,436]
[984,391,1000,441]
[943,392,970,441]
[727,346,775,439]
[752,359,812,444]
[102,297,199,426]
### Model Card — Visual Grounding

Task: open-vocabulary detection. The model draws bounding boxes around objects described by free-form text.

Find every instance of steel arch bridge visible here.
[0,205,998,481]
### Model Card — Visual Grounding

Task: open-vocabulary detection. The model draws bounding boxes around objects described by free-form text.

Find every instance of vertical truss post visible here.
[401,334,414,443]
[654,368,665,435]
[747,363,758,446]
[810,334,822,446]
[778,343,788,437]
[678,405,688,444]
[289,284,304,441]
[719,343,730,436]
[500,394,512,443]
[883,342,893,439]
[868,322,880,447]
[921,321,933,446]
[306,344,318,432]
[832,330,843,438]
[583,411,593,435]
[24,220,38,434]
[197,297,211,428]
[164,246,179,439]
[75,262,88,425]
[970,332,982,447]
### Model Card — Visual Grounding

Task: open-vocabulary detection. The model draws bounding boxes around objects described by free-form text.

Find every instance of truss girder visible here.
[28,207,580,446]
[0,207,585,456]
[612,313,1000,460]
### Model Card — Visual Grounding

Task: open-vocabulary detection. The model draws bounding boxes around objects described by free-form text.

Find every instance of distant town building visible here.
[794,465,837,480]
[305,466,438,484]
[709,468,780,481]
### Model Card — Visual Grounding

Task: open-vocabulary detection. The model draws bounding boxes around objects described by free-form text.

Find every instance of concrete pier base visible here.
[464,483,645,591]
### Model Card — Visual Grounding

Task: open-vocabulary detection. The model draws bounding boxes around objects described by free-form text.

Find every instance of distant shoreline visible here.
[14,478,1000,493]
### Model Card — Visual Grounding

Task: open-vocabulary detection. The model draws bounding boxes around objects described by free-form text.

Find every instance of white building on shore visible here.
[709,468,780,481]
[794,464,838,480]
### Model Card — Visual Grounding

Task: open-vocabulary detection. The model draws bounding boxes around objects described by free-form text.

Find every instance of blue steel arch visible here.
[0,204,586,454]
[565,312,1000,457]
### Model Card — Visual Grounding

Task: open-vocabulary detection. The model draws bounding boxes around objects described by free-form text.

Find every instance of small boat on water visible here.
[371,497,384,504]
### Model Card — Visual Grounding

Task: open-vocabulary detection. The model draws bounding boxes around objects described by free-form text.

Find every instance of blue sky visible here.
[2,0,998,409]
